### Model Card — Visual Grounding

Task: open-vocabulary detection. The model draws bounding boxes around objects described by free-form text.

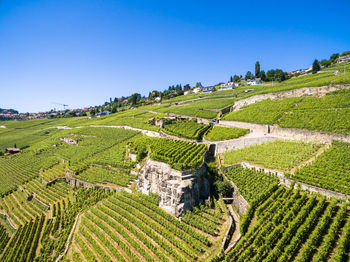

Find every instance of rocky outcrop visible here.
[137,157,210,216]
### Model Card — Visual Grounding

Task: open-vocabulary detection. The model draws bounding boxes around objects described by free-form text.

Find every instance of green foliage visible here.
[204,126,249,141]
[214,179,233,197]
[142,98,236,119]
[162,120,210,140]
[223,165,279,203]
[71,191,212,261]
[0,215,46,262]
[291,140,350,195]
[227,188,350,261]
[52,127,139,171]
[129,136,207,171]
[223,89,350,134]
[312,59,320,73]
[40,162,66,182]
[75,165,137,187]
[0,151,58,197]
[37,188,112,261]
[181,201,224,235]
[222,140,321,171]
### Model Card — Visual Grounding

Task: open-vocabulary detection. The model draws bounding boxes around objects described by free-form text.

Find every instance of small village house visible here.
[338,55,350,63]
[202,86,216,93]
[6,148,20,154]
[247,78,261,85]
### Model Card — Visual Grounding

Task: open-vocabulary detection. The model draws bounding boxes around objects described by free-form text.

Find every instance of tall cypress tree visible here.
[312,59,320,74]
[255,61,260,78]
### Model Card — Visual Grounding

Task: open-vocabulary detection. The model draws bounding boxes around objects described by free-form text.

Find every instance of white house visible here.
[338,55,350,63]
[202,86,216,93]
[247,78,261,85]
[155,97,161,102]
[218,82,235,91]
[184,90,192,95]
[193,87,202,93]
[304,65,313,73]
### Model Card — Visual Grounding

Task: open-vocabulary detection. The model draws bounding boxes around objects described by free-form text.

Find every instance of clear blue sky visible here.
[1,0,349,113]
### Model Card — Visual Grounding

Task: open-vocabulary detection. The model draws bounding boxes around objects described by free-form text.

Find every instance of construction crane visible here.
[52,102,69,110]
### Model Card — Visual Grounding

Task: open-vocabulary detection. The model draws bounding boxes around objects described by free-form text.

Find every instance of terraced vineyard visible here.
[129,136,207,170]
[0,224,10,254]
[290,140,350,195]
[74,165,137,187]
[223,165,279,203]
[204,126,249,141]
[0,215,46,262]
[0,152,58,196]
[0,179,72,227]
[53,127,140,172]
[143,98,236,119]
[223,88,350,134]
[162,120,210,139]
[1,57,350,262]
[69,191,226,261]
[40,162,67,183]
[222,140,321,171]
[0,190,48,227]
[226,188,350,262]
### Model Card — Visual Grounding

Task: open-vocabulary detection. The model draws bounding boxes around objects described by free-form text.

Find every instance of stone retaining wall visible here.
[0,211,17,230]
[232,84,350,111]
[214,136,279,155]
[217,120,269,133]
[137,157,210,216]
[229,181,249,216]
[218,120,350,144]
[269,126,350,144]
[32,196,51,210]
[222,211,234,250]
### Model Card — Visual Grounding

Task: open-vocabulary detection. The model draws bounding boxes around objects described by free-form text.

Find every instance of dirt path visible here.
[224,205,241,254]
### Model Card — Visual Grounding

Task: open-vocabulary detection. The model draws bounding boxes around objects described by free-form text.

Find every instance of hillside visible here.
[0,61,350,262]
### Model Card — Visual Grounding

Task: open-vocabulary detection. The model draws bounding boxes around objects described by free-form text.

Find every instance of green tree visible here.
[214,179,233,197]
[183,84,191,90]
[233,75,240,82]
[128,93,141,105]
[260,70,266,81]
[195,82,202,87]
[245,71,253,80]
[312,59,320,74]
[320,59,331,68]
[255,61,260,78]
[330,53,339,63]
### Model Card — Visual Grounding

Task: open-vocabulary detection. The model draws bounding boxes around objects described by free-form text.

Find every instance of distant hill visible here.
[0,108,18,114]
